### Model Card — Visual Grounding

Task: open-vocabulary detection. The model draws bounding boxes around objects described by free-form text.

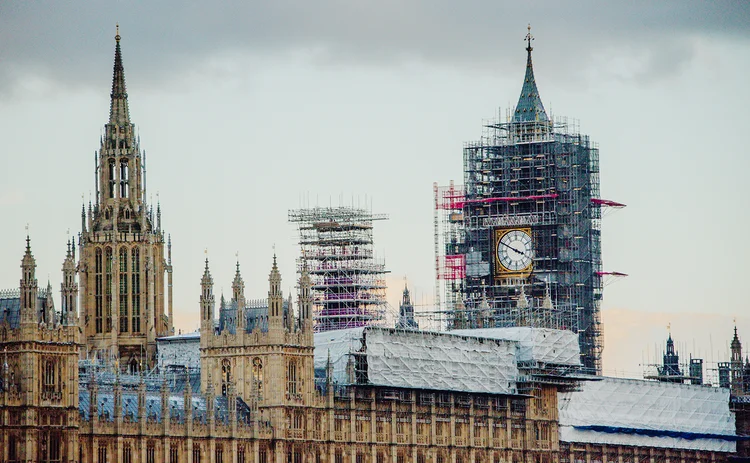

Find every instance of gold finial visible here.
[115,23,121,43]
[525,23,534,52]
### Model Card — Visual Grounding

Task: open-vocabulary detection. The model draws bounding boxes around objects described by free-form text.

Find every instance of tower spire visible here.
[109,24,130,126]
[513,24,549,123]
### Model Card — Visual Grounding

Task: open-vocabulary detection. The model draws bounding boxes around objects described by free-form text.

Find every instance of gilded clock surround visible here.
[493,227,533,279]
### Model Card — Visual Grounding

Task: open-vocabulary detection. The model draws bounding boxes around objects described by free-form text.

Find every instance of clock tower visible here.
[78,28,173,369]
[443,26,606,373]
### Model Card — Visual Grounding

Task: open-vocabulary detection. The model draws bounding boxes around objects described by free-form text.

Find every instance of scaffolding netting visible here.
[450,327,580,367]
[314,327,518,395]
[558,377,736,452]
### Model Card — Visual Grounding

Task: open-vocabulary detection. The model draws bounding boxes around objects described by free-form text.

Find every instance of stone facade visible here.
[77,29,173,369]
[0,30,741,463]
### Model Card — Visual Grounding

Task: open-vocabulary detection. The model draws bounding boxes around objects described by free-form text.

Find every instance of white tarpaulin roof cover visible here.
[558,377,737,452]
[450,327,581,366]
[314,327,519,395]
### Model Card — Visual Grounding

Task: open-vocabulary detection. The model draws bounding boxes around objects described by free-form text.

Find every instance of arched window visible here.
[252,357,264,399]
[287,359,298,396]
[131,248,140,333]
[95,248,103,333]
[129,356,140,374]
[105,248,113,332]
[221,359,231,396]
[43,359,56,393]
[108,159,116,199]
[119,247,128,333]
[120,160,129,198]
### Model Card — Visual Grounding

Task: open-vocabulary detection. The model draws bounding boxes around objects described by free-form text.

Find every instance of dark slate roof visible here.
[78,389,253,424]
[78,370,253,424]
[218,299,290,335]
[513,46,549,123]
[0,288,52,329]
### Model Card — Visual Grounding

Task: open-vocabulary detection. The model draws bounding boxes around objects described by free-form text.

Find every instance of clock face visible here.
[497,229,533,272]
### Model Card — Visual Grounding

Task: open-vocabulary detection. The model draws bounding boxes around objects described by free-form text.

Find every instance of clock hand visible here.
[499,240,526,256]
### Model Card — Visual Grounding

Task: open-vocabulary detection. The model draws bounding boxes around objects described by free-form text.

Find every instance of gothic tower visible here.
[0,238,81,463]
[78,28,172,369]
[451,26,605,373]
[61,240,78,326]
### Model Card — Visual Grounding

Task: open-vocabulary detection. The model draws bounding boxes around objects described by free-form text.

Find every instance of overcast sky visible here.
[1,2,749,378]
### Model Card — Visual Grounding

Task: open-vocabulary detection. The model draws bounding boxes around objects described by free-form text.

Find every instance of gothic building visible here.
[78,27,173,369]
[0,238,82,463]
[0,28,743,463]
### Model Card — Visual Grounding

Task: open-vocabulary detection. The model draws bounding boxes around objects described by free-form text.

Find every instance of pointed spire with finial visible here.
[732,325,742,350]
[232,255,245,305]
[268,250,283,321]
[109,23,131,126]
[513,24,549,123]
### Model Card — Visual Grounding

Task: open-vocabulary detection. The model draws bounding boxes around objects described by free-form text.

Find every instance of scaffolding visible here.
[289,206,388,332]
[435,110,610,374]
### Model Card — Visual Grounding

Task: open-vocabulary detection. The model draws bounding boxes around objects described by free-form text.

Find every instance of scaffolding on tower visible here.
[289,206,389,333]
[433,108,623,374]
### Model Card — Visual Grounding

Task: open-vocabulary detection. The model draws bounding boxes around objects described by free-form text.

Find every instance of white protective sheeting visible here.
[559,427,735,453]
[314,327,366,384]
[558,377,736,452]
[315,327,519,395]
[157,331,201,369]
[450,327,581,366]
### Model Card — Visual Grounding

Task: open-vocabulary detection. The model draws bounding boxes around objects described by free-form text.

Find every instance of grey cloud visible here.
[1,1,748,96]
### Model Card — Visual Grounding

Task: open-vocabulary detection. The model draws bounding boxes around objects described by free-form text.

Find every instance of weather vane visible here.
[525,23,534,52]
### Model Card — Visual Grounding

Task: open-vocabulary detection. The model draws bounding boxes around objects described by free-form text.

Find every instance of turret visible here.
[113,367,122,423]
[200,259,215,340]
[396,280,418,330]
[88,369,98,424]
[268,254,283,331]
[206,369,215,427]
[137,372,146,423]
[227,380,237,429]
[160,375,170,430]
[44,281,56,328]
[232,261,245,331]
[19,235,38,327]
[184,368,193,425]
[298,263,313,331]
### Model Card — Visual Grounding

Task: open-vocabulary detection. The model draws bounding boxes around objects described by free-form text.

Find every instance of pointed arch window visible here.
[131,248,141,333]
[105,247,113,332]
[252,357,264,399]
[221,359,232,396]
[120,160,129,198]
[287,359,298,396]
[108,159,116,199]
[95,247,103,333]
[119,247,129,333]
[129,356,140,374]
[43,358,57,394]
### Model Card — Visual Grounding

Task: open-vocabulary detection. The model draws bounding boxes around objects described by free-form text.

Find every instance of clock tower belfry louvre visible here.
[78,29,173,369]
[434,27,624,374]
